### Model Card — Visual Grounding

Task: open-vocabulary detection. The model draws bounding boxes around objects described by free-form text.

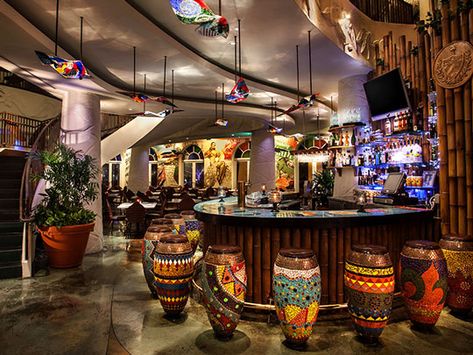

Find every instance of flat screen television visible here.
[363,68,411,121]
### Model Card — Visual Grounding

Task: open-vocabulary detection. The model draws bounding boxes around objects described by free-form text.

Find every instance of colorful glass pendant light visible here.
[279,31,321,117]
[214,83,228,126]
[267,97,282,134]
[169,0,229,38]
[36,6,90,80]
[226,20,250,103]
[121,51,181,117]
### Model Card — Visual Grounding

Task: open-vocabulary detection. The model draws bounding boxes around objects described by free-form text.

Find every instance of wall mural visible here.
[202,139,246,188]
[150,145,181,187]
[275,136,298,191]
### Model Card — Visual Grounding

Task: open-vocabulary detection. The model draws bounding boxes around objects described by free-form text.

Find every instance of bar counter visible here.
[194,197,437,306]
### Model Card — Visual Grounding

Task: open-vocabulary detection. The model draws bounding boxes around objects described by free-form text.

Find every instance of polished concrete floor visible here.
[1,236,473,355]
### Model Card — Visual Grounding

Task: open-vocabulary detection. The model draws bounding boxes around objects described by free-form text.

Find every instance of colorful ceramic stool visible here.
[154,234,194,315]
[273,248,321,347]
[164,213,185,233]
[202,245,247,340]
[150,218,174,227]
[180,219,202,252]
[142,226,173,298]
[400,240,448,328]
[440,235,473,314]
[345,245,395,343]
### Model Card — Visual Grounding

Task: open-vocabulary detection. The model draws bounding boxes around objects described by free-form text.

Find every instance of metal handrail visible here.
[18,116,60,278]
[19,116,61,222]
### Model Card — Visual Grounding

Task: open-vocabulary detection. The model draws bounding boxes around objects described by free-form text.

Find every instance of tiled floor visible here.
[1,236,472,354]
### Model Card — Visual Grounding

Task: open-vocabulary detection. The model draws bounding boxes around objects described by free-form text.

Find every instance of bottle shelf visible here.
[328,122,365,132]
[328,145,355,150]
[384,130,425,138]
[356,162,427,169]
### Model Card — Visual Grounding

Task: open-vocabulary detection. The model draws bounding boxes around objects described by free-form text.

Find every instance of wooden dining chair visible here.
[124,201,146,238]
[178,195,196,211]
[105,197,126,234]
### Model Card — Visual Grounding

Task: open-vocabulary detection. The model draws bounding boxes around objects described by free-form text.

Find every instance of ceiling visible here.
[0,0,371,144]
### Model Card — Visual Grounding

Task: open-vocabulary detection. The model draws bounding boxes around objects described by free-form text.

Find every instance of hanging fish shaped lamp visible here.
[169,0,229,38]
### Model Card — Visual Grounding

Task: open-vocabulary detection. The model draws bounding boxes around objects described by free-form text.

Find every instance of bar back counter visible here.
[195,197,438,306]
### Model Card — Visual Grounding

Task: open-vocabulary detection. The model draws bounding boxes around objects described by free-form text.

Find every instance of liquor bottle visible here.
[385,118,392,136]
[345,132,350,146]
[339,133,344,146]
[416,108,423,131]
[351,130,356,146]
[394,113,399,132]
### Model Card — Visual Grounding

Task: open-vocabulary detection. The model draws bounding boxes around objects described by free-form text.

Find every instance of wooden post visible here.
[383,35,389,74]
[468,10,473,236]
[441,2,458,235]
[418,29,428,131]
[434,15,450,235]
[400,35,407,77]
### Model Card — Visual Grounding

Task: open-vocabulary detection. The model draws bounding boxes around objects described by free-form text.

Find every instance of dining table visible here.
[117,202,157,209]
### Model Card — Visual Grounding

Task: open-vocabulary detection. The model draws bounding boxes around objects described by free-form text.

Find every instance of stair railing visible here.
[19,116,61,278]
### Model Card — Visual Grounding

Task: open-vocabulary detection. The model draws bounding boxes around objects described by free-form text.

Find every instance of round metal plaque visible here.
[433,40,473,89]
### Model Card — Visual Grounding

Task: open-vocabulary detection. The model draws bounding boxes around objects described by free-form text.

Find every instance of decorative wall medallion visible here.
[433,41,473,89]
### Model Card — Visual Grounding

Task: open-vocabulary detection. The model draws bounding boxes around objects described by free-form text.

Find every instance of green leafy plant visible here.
[32,144,99,227]
[313,170,334,197]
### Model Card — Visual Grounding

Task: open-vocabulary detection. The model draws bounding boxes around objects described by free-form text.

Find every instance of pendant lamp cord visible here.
[163,56,167,98]
[221,83,225,118]
[215,91,218,121]
[172,69,175,105]
[296,45,300,102]
[79,16,83,61]
[234,35,238,83]
[55,0,59,56]
[308,30,313,94]
[238,19,242,78]
[143,73,147,112]
[133,46,136,95]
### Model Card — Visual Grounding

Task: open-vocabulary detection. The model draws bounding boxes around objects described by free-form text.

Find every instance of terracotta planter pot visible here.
[38,222,94,268]
[345,245,394,343]
[142,226,173,298]
[202,245,247,340]
[400,240,448,328]
[439,235,473,314]
[180,210,196,220]
[154,234,194,315]
[273,248,321,347]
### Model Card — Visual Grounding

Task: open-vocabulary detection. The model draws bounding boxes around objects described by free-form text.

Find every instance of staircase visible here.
[0,151,25,279]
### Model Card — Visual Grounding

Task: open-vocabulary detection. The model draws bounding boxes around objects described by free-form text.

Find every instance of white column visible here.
[127,145,150,193]
[334,74,370,197]
[338,74,370,125]
[249,129,275,193]
[61,90,102,254]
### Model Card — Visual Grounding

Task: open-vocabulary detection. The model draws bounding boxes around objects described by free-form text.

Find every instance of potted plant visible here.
[33,143,98,268]
[311,169,334,208]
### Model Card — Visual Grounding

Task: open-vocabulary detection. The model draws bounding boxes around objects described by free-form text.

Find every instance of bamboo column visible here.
[383,35,389,73]
[400,35,407,77]
[439,2,458,235]
[469,10,473,236]
[455,7,468,236]
[434,26,449,235]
